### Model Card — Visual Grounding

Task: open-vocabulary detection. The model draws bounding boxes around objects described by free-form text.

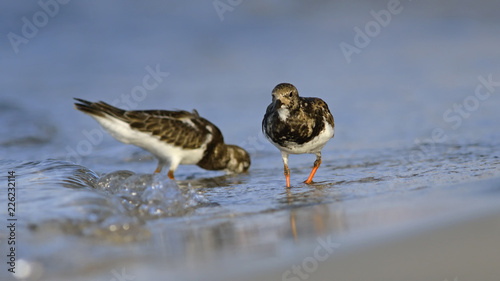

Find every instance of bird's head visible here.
[271,83,299,111]
[225,145,251,173]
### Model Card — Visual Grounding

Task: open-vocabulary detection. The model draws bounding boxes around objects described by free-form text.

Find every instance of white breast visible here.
[268,118,334,155]
[277,108,290,121]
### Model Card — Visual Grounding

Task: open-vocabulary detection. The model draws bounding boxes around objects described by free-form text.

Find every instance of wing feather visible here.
[122,110,213,149]
[74,99,216,149]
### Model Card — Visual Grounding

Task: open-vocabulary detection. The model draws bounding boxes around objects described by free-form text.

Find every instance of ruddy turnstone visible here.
[262,83,334,187]
[74,99,250,179]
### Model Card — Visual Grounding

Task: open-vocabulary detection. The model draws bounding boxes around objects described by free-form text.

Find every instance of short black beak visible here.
[271,99,282,111]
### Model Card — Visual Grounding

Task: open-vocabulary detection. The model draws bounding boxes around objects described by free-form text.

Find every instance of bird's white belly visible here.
[92,115,205,165]
[269,121,334,155]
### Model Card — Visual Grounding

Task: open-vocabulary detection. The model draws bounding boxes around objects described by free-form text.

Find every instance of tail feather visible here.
[74,98,125,119]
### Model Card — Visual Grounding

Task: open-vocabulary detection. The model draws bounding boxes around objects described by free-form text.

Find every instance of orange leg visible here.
[281,152,291,188]
[304,156,321,184]
[154,161,163,174]
[167,170,175,180]
[284,163,291,188]
[154,161,175,180]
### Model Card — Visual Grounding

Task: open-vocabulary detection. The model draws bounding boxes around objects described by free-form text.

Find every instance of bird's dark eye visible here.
[289,92,293,97]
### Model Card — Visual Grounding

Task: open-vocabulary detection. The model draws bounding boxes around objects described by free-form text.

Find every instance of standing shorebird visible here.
[262,83,334,187]
[74,99,250,179]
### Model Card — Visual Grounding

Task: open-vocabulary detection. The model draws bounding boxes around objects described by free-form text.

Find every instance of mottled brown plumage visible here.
[262,83,334,187]
[74,99,250,179]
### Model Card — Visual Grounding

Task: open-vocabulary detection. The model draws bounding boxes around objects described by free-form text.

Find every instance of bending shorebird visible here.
[262,83,334,187]
[74,99,250,179]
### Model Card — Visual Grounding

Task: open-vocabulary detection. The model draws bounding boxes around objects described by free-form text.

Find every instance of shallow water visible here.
[1,1,500,280]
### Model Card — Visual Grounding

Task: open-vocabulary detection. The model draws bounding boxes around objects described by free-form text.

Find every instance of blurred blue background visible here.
[2,0,499,162]
[1,2,500,280]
